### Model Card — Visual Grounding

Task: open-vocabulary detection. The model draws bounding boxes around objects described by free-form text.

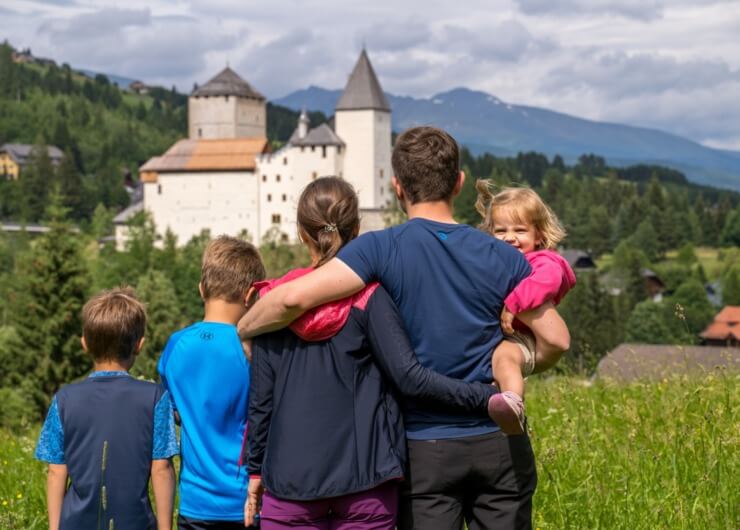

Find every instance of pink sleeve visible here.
[504,250,576,314]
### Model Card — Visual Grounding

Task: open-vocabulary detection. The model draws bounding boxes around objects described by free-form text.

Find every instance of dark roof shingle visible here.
[192,67,265,100]
[335,50,390,112]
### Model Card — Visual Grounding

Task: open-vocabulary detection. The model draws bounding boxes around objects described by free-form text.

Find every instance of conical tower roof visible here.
[335,50,390,112]
[192,67,265,100]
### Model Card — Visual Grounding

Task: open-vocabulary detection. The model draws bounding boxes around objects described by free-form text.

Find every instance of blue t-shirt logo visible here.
[437,231,448,241]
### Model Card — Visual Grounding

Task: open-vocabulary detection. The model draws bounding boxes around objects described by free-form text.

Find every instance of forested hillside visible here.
[0,41,325,223]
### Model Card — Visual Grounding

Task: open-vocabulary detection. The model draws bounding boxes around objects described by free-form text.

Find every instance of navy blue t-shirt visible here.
[337,218,531,440]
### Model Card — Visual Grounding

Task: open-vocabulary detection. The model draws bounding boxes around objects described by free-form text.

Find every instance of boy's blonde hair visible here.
[475,180,566,250]
[201,235,266,303]
[83,287,146,362]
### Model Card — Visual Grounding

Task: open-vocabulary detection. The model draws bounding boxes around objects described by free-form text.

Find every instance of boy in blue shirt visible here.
[35,287,178,530]
[239,127,571,529]
[158,235,265,530]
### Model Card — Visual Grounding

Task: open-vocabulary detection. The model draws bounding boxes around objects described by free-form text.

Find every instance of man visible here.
[239,126,570,529]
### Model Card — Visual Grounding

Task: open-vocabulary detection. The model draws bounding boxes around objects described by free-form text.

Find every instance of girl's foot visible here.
[487,391,525,435]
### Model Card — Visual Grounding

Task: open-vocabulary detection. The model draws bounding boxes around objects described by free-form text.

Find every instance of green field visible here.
[1,374,737,529]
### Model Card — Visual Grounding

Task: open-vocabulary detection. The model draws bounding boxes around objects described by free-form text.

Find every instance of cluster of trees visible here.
[0,191,310,428]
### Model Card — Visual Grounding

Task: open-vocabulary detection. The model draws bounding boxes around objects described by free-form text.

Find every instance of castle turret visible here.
[298,109,309,139]
[334,50,392,209]
[188,67,266,139]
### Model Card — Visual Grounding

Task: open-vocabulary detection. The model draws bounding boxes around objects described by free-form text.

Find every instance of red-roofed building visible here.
[700,306,740,346]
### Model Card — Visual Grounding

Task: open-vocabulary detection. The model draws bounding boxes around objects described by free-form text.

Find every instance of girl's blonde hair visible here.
[475,180,566,250]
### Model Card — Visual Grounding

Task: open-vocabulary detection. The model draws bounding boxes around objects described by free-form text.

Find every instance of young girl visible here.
[475,182,576,434]
[245,177,501,530]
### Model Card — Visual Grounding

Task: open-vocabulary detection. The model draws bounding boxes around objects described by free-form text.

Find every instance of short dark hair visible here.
[391,126,460,204]
[201,236,265,303]
[83,287,146,362]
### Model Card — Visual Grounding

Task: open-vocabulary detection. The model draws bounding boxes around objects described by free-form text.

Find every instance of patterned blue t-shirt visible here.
[35,371,179,463]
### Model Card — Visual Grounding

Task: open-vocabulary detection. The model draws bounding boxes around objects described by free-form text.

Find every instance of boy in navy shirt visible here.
[239,127,571,529]
[35,288,178,530]
[158,236,265,530]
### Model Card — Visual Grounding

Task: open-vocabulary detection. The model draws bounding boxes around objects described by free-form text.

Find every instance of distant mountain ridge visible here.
[275,86,740,191]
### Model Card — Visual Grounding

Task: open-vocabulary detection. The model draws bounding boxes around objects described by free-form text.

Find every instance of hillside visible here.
[275,86,740,191]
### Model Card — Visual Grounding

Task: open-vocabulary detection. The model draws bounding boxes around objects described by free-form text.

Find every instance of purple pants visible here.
[260,480,399,530]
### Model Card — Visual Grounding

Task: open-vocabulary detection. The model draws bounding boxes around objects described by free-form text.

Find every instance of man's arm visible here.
[516,301,570,373]
[47,463,67,530]
[238,258,365,339]
[151,459,175,530]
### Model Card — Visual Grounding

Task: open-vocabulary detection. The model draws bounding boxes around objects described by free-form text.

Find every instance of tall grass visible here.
[1,374,737,529]
[528,373,738,529]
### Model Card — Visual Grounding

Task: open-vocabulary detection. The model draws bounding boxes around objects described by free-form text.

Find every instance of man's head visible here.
[82,287,146,365]
[200,235,266,306]
[391,126,463,206]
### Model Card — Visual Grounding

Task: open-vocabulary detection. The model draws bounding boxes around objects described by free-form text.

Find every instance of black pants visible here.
[178,514,259,529]
[399,431,537,530]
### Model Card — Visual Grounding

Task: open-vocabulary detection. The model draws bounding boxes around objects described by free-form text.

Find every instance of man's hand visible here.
[241,338,253,362]
[500,306,515,335]
[244,476,264,527]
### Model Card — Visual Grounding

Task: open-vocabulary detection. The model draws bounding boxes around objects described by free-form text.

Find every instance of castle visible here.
[116,50,391,247]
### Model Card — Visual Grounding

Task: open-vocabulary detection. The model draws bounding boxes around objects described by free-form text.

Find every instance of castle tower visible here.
[188,67,266,139]
[334,50,392,209]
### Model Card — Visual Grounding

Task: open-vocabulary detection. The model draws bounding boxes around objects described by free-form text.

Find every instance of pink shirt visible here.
[504,250,576,315]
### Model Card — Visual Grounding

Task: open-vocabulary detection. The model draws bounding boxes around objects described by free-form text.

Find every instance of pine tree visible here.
[558,271,622,372]
[132,269,183,380]
[720,205,740,246]
[585,205,612,257]
[722,265,740,306]
[56,148,83,218]
[10,189,90,415]
[20,141,55,221]
[630,219,660,262]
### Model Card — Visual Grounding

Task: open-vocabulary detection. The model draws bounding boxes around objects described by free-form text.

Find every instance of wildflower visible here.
[16,493,22,499]
[2,500,7,506]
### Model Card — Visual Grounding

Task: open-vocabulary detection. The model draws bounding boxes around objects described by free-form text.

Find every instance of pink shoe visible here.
[488,391,526,435]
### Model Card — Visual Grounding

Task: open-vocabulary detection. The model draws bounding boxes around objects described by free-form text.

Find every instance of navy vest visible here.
[56,375,164,530]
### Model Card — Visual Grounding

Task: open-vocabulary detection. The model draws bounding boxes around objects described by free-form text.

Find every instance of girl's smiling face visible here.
[491,208,540,253]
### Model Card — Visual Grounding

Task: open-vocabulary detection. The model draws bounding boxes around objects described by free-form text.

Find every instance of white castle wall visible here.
[189,96,266,139]
[335,109,392,209]
[144,171,260,245]
[258,144,344,241]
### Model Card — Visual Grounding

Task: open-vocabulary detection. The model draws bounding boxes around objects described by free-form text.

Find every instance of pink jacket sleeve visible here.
[504,250,576,315]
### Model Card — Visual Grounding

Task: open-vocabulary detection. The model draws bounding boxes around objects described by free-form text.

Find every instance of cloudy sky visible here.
[3,0,740,150]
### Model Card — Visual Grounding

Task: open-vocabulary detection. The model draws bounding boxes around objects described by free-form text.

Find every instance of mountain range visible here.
[275,86,740,191]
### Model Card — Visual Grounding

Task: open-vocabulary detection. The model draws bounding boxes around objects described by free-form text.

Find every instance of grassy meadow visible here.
[0,374,737,529]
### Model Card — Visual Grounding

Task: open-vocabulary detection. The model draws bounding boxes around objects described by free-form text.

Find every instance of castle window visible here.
[283,157,288,165]
[198,128,202,138]
[281,233,288,243]
[262,175,267,182]
[282,194,287,202]
[312,171,317,180]
[225,95,229,102]
[272,214,281,224]
[158,184,162,195]
[380,186,384,195]
[276,174,281,182]
[337,146,342,154]
[311,146,316,152]
[267,194,272,202]
[380,169,384,178]
[301,146,305,152]
[322,146,327,158]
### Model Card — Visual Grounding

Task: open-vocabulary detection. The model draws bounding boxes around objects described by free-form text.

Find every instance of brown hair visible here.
[475,181,566,250]
[82,287,146,362]
[391,126,460,204]
[201,235,265,302]
[297,176,360,267]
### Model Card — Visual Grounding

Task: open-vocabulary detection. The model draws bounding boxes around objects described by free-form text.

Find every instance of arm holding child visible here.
[46,464,67,530]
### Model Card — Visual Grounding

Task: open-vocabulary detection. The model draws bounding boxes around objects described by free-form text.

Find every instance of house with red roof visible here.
[700,306,740,346]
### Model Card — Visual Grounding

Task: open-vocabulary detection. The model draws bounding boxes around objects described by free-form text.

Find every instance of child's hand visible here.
[244,476,264,527]
[501,307,515,335]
